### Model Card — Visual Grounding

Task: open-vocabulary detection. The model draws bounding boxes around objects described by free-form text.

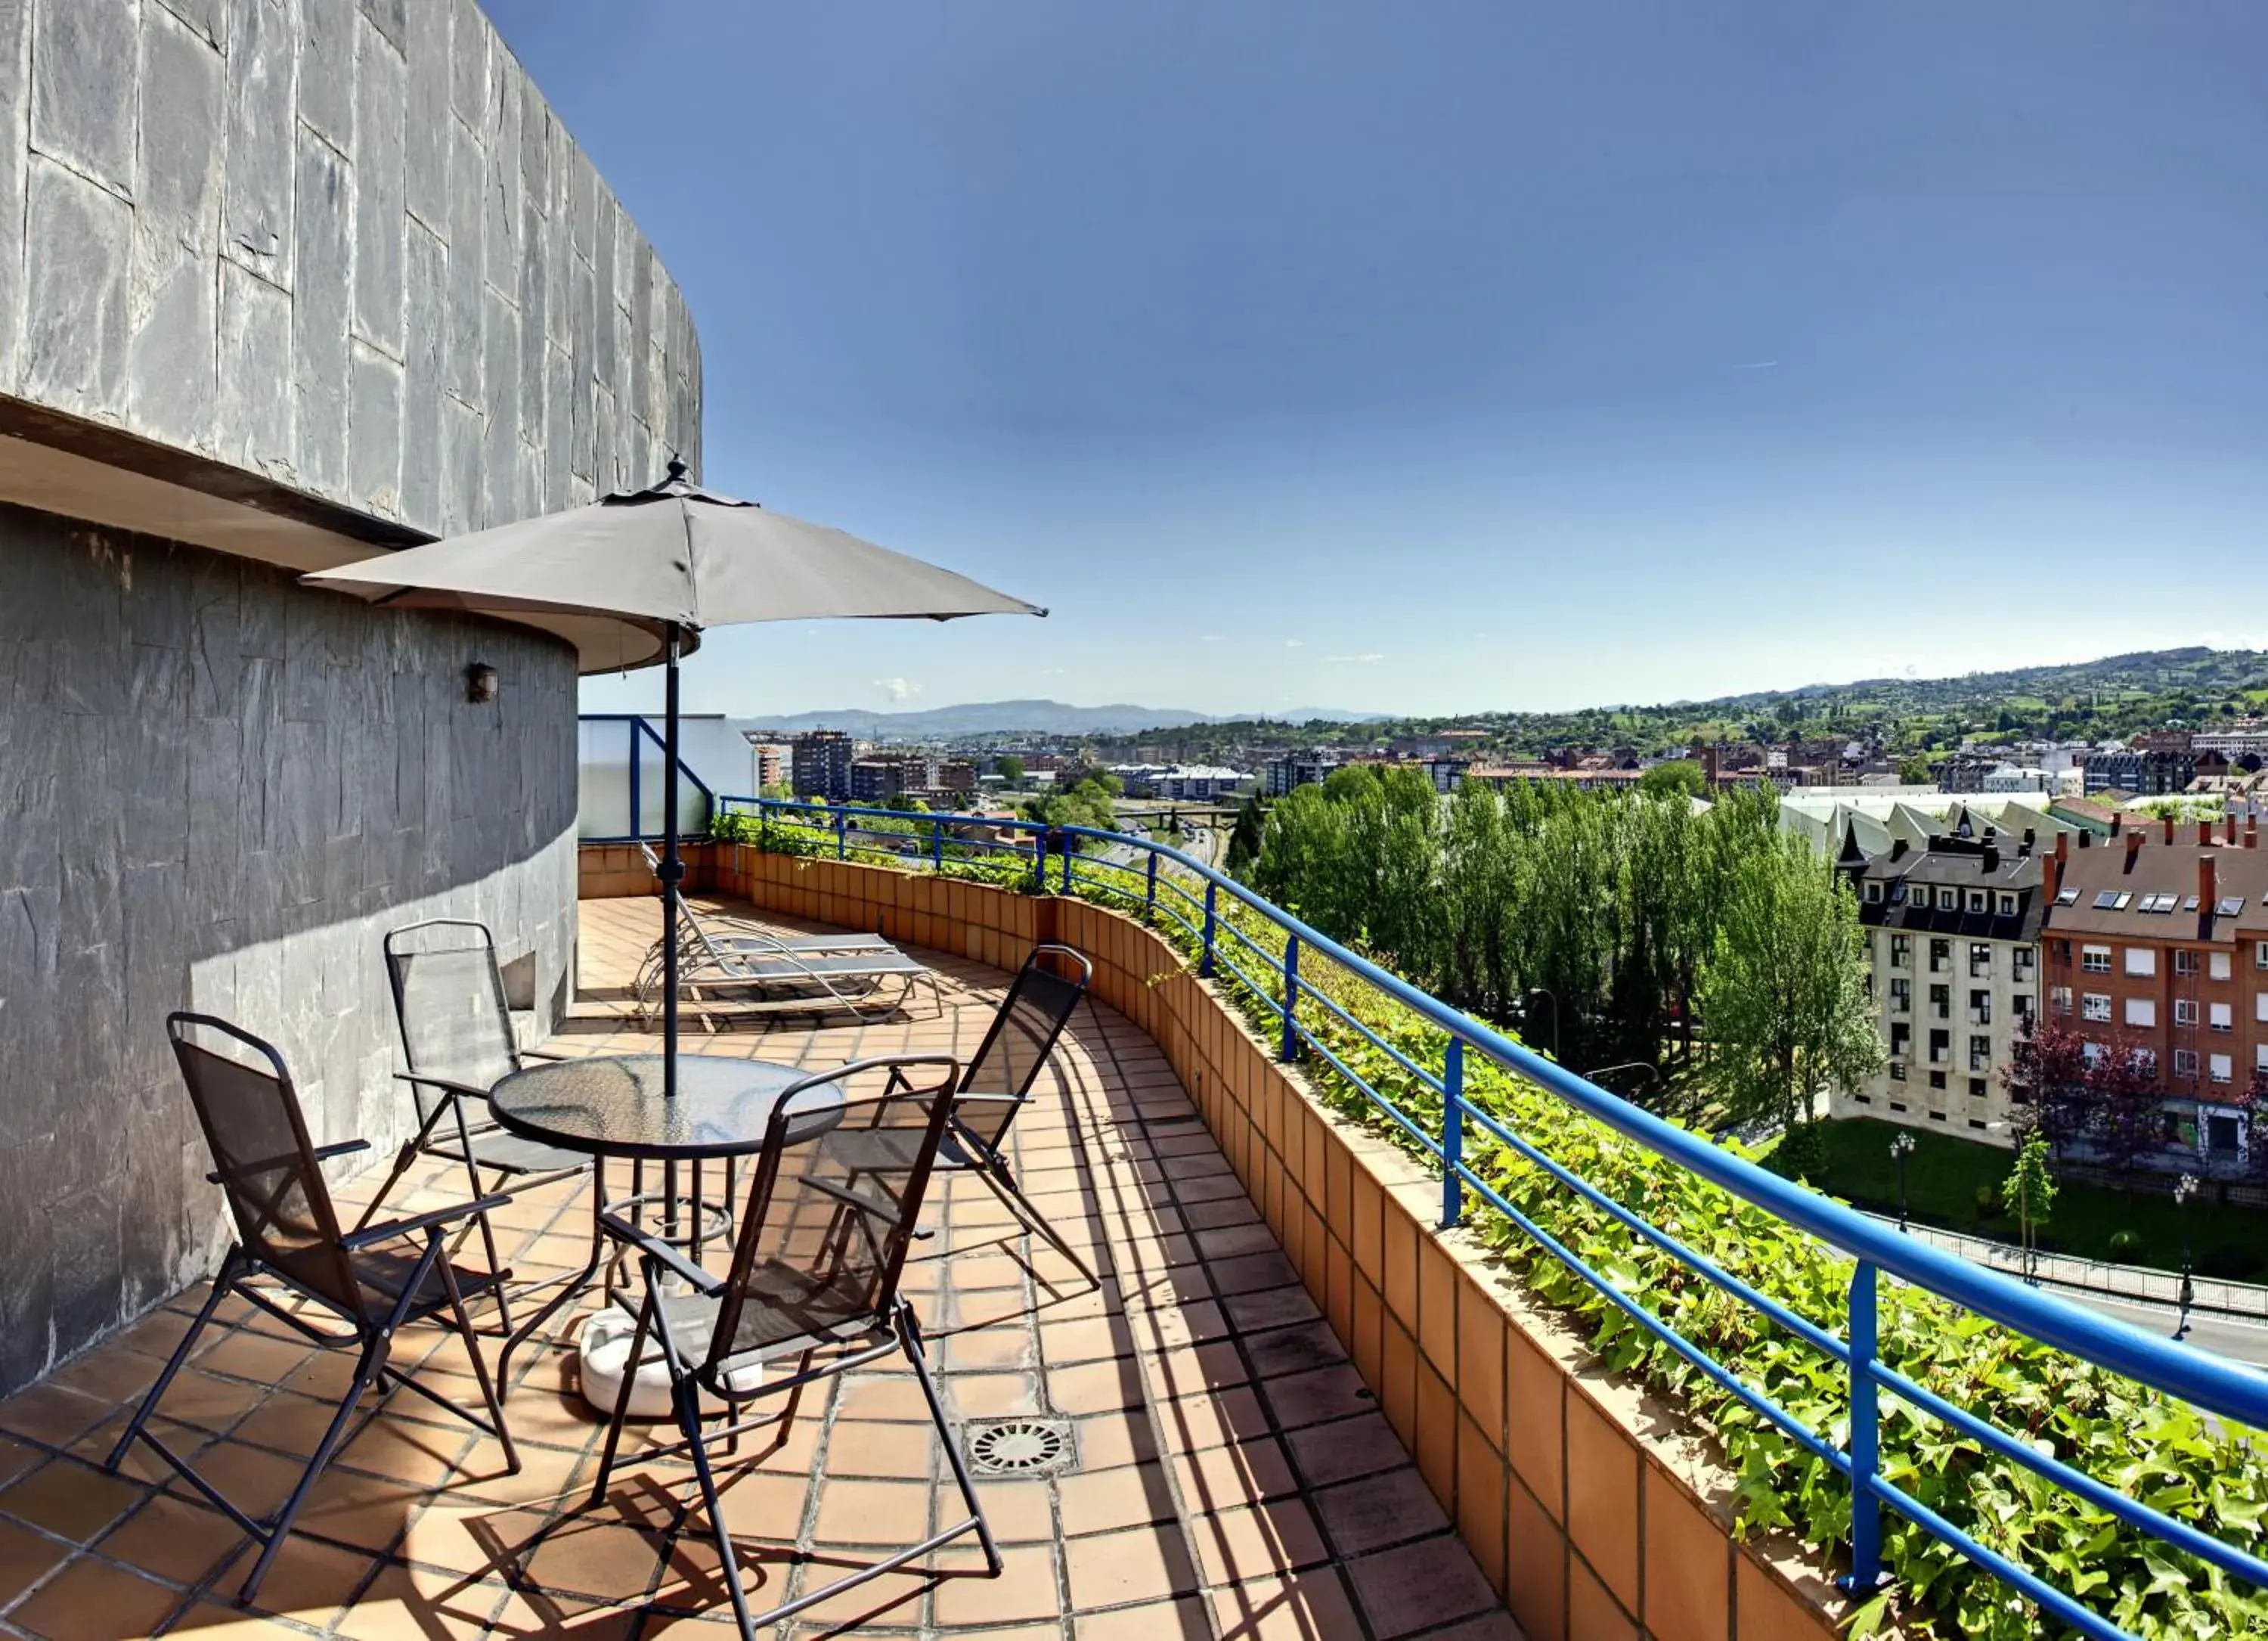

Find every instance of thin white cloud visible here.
[1735,360,1779,371]
[1326,653,1387,665]
[872,677,922,703]
[1200,634,1228,643]
[1283,639,1306,649]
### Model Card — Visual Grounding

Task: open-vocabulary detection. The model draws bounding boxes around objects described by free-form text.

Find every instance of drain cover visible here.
[964,1416,1077,1478]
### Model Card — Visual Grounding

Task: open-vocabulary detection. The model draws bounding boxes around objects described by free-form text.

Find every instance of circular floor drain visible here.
[965,1417,1077,1477]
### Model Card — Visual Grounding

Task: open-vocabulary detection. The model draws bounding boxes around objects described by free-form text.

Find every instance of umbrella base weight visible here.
[577,1308,761,1419]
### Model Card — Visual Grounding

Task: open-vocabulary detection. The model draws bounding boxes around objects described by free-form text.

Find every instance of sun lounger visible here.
[634,901,944,1025]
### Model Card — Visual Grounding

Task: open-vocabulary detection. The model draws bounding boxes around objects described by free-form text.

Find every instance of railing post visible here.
[627,718,641,840]
[931,817,944,873]
[835,807,847,860]
[1441,1038,1464,1228]
[1062,833,1074,895]
[1281,934,1301,1062]
[1031,829,1048,895]
[1145,852,1159,925]
[1842,1259,1885,1594]
[1200,881,1217,976]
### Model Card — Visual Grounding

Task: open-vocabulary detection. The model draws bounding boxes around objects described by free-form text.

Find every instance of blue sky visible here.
[488,2,2268,722]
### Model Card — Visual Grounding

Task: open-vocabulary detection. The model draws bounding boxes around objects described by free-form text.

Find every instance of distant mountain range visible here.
[734,700,1390,740]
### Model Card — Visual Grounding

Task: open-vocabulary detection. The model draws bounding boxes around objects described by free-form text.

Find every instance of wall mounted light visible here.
[466,662,499,704]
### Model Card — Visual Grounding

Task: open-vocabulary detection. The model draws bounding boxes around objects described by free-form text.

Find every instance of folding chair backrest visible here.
[956,945,1091,1152]
[168,1013,361,1315]
[707,1059,961,1374]
[385,920,519,1111]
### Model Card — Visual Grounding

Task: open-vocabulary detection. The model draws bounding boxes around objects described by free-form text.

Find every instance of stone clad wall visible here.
[0,505,579,1391]
[0,0,702,526]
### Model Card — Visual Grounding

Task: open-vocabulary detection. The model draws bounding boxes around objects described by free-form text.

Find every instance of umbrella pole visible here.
[662,621,683,1103]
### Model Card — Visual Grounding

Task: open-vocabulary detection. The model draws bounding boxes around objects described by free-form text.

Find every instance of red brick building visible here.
[2040,814,2268,1165]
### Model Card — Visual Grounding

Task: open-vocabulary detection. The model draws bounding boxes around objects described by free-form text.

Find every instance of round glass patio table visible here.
[488,1053,846,1412]
[490,1052,842,1159]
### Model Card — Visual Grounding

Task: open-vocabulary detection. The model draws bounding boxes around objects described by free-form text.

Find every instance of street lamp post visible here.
[2174,1172,2199,1342]
[1522,987,1561,1062]
[1890,1131,1916,1233]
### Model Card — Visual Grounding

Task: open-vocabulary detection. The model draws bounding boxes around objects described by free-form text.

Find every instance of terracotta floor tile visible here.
[93,1494,246,1586]
[1061,1525,1197,1612]
[1315,1466,1452,1558]
[946,1373,1044,1420]
[1167,1435,1301,1516]
[812,1478,932,1547]
[1055,1461,1175,1538]
[221,1534,379,1627]
[929,1541,1063,1627]
[1188,1498,1333,1586]
[1284,1413,1417,1487]
[1346,1533,1502,1636]
[0,1459,144,1543]
[1207,1567,1365,1641]
[825,1420,938,1481]
[1074,1596,1212,1639]
[0,1516,71,1604]
[12,1556,187,1639]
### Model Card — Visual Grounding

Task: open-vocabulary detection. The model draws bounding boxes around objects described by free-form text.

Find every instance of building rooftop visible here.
[2044,826,2268,944]
[0,896,1509,1640]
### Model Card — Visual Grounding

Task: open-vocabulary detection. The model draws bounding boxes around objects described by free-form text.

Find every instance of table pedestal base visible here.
[575,1308,762,1419]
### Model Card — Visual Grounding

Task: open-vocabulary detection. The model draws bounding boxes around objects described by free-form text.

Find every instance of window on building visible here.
[1969,1035,1991,1071]
[2176,998,2200,1026]
[1890,1023,1910,1055]
[1938,888,1958,911]
[1864,880,1882,903]
[1997,892,2017,917]
[2257,991,2268,1024]
[2257,1042,2268,1072]
[2174,1048,2198,1080]
[1929,984,1950,1019]
[2082,1041,2105,1067]
[1889,1062,1907,1081]
[1930,938,1950,972]
[2124,997,2156,1028]
[1890,935,1910,970]
[2081,945,2112,973]
[2257,940,2268,970]
[2211,1001,2233,1033]
[2125,947,2156,977]
[2211,951,2232,982]
[1968,1077,1988,1100]
[2175,949,2198,976]
[1889,1100,1908,1112]
[2054,887,2080,907]
[2050,985,2073,1014]
[1969,989,1991,1024]
[2013,994,2035,1023]
[1889,979,1910,1015]
[1929,1028,1950,1064]
[1969,942,1991,976]
[1929,1109,1947,1121]
[2211,1053,2234,1085]
[2220,897,2247,919]
[2013,947,2035,982]
[1927,1069,1946,1090]
[1966,889,1988,914]
[1969,1117,1988,1130]
[2083,993,2112,1022]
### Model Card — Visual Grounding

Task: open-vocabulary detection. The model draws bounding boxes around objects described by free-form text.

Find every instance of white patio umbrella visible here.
[306,460,1045,1093]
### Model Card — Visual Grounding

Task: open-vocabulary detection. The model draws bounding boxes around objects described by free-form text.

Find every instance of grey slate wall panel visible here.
[5,0,701,526]
[0,503,579,1393]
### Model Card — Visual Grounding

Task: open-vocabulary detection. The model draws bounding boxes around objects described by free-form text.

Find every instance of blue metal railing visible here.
[705,796,2268,1638]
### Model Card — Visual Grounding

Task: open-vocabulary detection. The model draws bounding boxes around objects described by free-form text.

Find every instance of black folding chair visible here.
[584,1055,1000,1637]
[935,944,1096,1283]
[355,920,599,1337]
[109,1014,519,1601]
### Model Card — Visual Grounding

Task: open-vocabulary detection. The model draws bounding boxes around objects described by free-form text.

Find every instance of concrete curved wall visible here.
[0,0,701,531]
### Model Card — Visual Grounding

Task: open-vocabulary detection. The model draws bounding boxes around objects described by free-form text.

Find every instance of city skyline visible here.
[487,2,2268,720]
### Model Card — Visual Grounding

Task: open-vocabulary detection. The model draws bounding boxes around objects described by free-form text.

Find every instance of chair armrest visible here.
[597,1212,724,1294]
[341,1193,511,1251]
[206,1138,368,1185]
[395,1071,492,1101]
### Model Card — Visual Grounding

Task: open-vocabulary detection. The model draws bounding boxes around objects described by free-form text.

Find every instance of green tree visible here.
[1637,759,1706,801]
[1225,793,1266,877]
[996,755,1025,787]
[2003,1134,2057,1283]
[1694,832,1882,1135]
[1896,754,1933,786]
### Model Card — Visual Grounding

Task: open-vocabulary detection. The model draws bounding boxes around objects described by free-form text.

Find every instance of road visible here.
[2067,1289,2268,1372]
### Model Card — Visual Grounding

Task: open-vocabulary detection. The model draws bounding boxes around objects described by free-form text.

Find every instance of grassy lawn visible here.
[1758,1118,2268,1280]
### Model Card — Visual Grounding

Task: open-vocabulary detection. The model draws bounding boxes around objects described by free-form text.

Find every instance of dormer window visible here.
[1938,887,1958,910]
[1864,881,1882,904]
[1997,892,2017,917]
[1966,889,1988,913]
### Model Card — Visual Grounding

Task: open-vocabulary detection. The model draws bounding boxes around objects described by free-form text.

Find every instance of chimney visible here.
[2043,850,2061,906]
[2164,814,2177,845]
[1983,843,2000,873]
[2055,831,2070,864]
[2199,820,2214,847]
[2022,827,2037,856]
[2201,854,2218,914]
[2111,812,2122,836]
[2127,830,2145,867]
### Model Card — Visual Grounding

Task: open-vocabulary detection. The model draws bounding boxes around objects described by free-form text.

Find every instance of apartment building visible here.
[849,752,936,805]
[2039,816,2268,1170]
[1266,752,1340,796]
[792,730,857,800]
[1840,832,2045,1142]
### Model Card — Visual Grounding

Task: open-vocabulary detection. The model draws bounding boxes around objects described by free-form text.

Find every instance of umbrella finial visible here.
[665,453,688,484]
